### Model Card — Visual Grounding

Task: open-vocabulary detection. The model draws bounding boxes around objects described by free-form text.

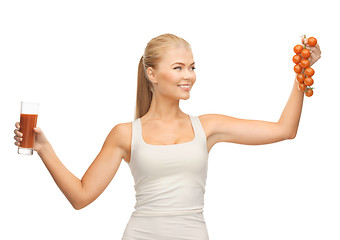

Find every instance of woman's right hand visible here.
[14,122,50,153]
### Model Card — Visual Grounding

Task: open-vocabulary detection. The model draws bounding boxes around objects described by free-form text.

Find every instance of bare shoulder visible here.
[198,113,237,138]
[116,122,132,157]
[107,121,132,161]
[198,114,223,139]
[198,114,232,151]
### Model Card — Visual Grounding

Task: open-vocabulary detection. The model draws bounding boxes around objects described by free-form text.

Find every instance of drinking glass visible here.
[18,102,39,155]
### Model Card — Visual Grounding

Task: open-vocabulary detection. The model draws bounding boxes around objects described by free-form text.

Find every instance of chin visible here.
[180,95,190,100]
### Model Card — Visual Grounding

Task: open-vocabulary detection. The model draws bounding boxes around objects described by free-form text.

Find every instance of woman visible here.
[14,33,321,239]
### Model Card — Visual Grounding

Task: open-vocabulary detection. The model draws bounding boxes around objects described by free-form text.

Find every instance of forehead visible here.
[160,46,194,65]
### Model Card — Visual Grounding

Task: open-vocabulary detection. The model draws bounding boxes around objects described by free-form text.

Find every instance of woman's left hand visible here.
[303,38,321,66]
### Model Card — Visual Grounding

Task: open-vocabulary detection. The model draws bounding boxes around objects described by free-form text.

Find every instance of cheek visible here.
[160,71,180,85]
[192,73,196,83]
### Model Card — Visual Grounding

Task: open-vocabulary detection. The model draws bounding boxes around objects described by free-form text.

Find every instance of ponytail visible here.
[134,56,153,120]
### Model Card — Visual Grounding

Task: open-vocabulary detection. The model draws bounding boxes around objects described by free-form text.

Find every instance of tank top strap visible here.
[131,117,142,148]
[190,115,207,146]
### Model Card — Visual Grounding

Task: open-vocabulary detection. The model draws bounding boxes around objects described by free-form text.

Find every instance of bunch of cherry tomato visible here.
[293,35,317,97]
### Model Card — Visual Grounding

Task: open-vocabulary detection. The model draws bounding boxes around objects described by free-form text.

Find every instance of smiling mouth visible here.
[177,85,191,90]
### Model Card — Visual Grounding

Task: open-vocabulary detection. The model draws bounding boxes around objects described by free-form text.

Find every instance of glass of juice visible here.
[18,101,39,155]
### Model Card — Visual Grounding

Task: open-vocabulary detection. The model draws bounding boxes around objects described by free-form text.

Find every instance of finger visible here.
[314,43,321,53]
[33,127,42,134]
[309,53,318,60]
[309,47,321,55]
[310,52,321,61]
[305,47,317,55]
[309,54,321,65]
[306,44,320,52]
[14,129,23,137]
[15,122,20,129]
[306,46,318,52]
[308,45,319,50]
[315,55,321,61]
[14,141,20,146]
[14,135,23,142]
[308,49,318,56]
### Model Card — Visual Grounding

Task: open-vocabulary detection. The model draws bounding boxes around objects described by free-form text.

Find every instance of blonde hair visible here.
[134,33,191,120]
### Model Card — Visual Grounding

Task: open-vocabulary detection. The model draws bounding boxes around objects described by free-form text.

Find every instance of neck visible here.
[145,94,185,121]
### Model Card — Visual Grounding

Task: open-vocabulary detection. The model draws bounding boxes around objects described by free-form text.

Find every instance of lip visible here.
[178,85,191,91]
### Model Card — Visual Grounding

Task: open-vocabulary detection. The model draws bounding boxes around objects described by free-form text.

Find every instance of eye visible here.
[173,66,196,70]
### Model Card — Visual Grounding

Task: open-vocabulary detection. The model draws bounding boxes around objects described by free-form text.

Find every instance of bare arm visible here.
[203,43,321,146]
[203,81,303,145]
[15,123,126,210]
[277,80,304,139]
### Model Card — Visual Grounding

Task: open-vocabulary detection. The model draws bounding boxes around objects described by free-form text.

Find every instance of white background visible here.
[1,0,339,239]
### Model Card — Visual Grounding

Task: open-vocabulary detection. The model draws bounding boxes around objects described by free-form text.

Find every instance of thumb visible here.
[33,127,42,134]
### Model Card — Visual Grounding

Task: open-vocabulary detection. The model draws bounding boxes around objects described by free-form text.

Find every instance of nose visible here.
[183,69,194,80]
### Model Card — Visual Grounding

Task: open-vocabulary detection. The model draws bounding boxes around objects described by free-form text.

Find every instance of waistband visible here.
[131,208,203,217]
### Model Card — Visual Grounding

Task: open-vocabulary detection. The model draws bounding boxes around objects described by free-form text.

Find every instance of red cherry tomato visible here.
[296,73,305,83]
[301,49,311,59]
[300,59,310,68]
[298,83,307,92]
[307,37,317,47]
[305,88,313,97]
[294,45,304,54]
[304,67,315,77]
[304,77,314,86]
[294,64,303,74]
[293,55,302,64]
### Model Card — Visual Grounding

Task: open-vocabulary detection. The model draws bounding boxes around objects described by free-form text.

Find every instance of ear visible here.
[146,67,157,84]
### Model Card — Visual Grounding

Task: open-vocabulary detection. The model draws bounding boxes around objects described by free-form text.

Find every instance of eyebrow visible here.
[171,62,195,66]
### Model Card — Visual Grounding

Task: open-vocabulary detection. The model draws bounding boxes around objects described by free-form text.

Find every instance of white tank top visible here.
[128,115,209,216]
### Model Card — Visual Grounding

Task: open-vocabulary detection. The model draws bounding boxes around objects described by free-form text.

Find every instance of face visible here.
[147,46,196,100]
